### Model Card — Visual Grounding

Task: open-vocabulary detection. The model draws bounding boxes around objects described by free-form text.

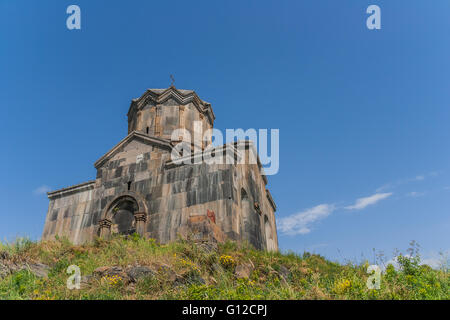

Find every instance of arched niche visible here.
[240,187,263,249]
[110,197,138,235]
[98,191,148,238]
[240,188,251,225]
[264,215,275,251]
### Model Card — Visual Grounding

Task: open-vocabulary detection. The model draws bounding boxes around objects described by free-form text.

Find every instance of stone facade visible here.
[42,86,278,251]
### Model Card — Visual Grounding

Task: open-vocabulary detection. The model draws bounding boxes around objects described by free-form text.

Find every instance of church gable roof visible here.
[94,131,172,169]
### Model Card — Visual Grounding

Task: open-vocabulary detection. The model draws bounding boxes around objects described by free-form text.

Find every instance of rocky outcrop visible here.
[127,266,156,282]
[0,252,50,279]
[234,263,254,279]
[88,263,206,288]
[279,265,291,280]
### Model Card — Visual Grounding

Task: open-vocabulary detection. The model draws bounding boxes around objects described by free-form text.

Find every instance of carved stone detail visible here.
[133,212,147,236]
[98,218,112,238]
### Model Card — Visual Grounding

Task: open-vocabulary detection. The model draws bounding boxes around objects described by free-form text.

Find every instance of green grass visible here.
[0,236,448,300]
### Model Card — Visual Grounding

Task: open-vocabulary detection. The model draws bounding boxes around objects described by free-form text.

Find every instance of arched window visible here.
[240,188,251,235]
[264,215,274,251]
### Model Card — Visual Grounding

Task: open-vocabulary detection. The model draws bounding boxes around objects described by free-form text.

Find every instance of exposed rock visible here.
[279,265,291,280]
[184,271,206,285]
[197,241,218,253]
[81,275,93,283]
[93,266,129,283]
[0,251,10,260]
[211,263,224,274]
[93,266,110,276]
[8,263,21,273]
[93,265,159,284]
[157,263,177,282]
[126,266,155,282]
[0,258,20,279]
[0,261,50,279]
[174,270,205,287]
[93,266,123,276]
[234,263,254,279]
[106,266,125,277]
[172,275,187,287]
[126,282,136,293]
[90,262,206,288]
[27,263,50,278]
[80,275,94,289]
[151,262,206,287]
[0,263,9,279]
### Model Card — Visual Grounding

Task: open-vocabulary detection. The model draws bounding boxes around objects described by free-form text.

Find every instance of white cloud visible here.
[278,204,335,235]
[384,255,404,270]
[277,172,436,236]
[406,191,425,197]
[376,171,440,192]
[421,257,444,269]
[344,192,392,210]
[306,243,329,251]
[279,193,391,236]
[375,184,392,193]
[33,185,52,195]
[384,253,448,271]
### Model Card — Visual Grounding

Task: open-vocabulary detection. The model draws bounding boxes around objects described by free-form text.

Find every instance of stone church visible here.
[42,86,278,251]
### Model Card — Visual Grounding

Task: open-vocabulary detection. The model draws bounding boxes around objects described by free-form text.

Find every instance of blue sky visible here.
[1,1,449,266]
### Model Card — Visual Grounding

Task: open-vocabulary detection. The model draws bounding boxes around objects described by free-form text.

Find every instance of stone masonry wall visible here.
[43,138,277,250]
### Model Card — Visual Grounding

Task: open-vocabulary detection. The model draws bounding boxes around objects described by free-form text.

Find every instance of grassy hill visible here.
[0,236,448,300]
